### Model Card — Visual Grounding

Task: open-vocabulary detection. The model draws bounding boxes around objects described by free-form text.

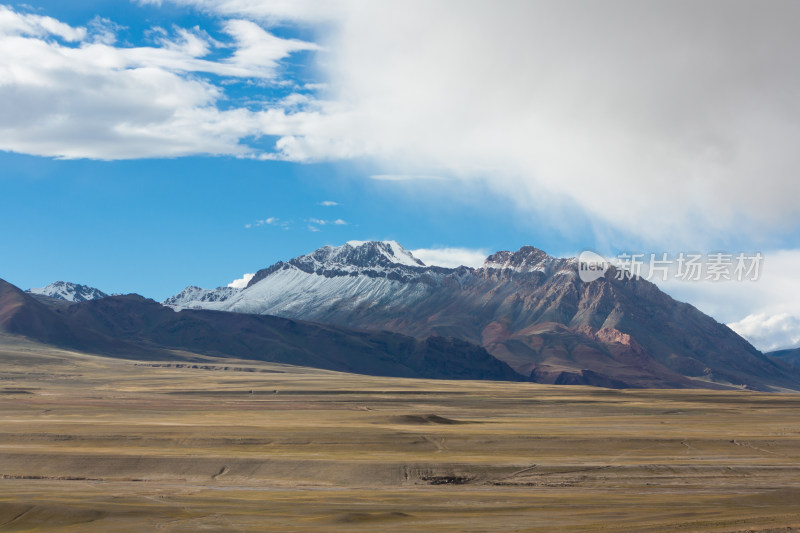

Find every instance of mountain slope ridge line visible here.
[164,240,798,391]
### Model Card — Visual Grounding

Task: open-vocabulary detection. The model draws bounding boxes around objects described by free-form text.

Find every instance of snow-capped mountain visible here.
[163,240,794,390]
[164,241,575,319]
[165,285,241,307]
[27,281,109,303]
[164,240,431,312]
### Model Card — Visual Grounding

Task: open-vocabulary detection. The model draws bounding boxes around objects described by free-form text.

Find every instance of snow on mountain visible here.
[164,241,435,315]
[344,240,424,268]
[163,285,241,309]
[292,240,425,273]
[483,246,576,275]
[162,240,569,318]
[27,281,109,303]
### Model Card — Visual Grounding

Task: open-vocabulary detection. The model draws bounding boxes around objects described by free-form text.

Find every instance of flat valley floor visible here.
[1,336,799,532]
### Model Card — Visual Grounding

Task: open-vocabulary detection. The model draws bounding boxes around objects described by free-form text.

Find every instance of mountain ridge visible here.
[768,347,800,369]
[27,281,109,303]
[1,278,519,382]
[163,241,798,391]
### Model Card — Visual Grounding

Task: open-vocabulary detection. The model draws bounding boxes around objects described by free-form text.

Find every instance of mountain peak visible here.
[303,240,425,270]
[163,285,241,308]
[27,281,109,303]
[483,246,554,272]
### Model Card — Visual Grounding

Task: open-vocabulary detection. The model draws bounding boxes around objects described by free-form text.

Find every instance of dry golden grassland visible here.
[0,335,799,532]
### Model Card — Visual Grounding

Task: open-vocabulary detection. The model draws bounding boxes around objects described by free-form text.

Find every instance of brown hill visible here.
[0,279,519,382]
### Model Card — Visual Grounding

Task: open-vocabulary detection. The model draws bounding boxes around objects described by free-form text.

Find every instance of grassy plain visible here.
[0,335,799,532]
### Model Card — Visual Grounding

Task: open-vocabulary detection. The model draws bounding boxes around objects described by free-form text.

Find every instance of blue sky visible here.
[1,1,800,350]
[1,150,599,299]
[0,0,605,299]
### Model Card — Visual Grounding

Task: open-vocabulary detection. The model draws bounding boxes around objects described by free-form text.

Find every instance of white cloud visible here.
[151,0,800,244]
[227,272,254,288]
[728,313,800,353]
[306,217,348,227]
[410,247,488,269]
[247,215,346,230]
[136,0,345,25]
[221,19,317,78]
[87,17,123,45]
[0,5,86,41]
[0,5,319,159]
[246,217,281,228]
[319,200,338,206]
[7,2,800,244]
[331,2,800,243]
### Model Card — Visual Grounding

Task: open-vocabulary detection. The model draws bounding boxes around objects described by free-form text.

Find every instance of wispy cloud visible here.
[246,216,348,231]
[227,272,254,288]
[370,174,447,182]
[410,247,488,268]
[319,200,339,206]
[728,313,800,353]
[0,5,319,160]
[0,6,87,41]
[245,217,282,228]
[306,217,349,229]
[150,0,800,244]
